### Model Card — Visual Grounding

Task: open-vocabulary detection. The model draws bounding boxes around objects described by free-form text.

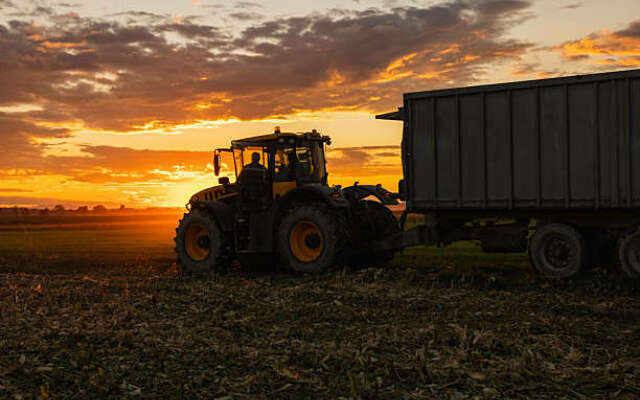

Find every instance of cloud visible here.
[106,10,169,23]
[0,188,33,193]
[234,1,262,9]
[27,145,217,184]
[0,195,119,208]
[0,0,533,193]
[0,0,533,129]
[228,12,263,21]
[326,145,401,177]
[510,62,561,79]
[555,19,640,67]
[561,2,583,9]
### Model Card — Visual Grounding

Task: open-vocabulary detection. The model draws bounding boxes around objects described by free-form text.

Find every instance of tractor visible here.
[174,127,400,274]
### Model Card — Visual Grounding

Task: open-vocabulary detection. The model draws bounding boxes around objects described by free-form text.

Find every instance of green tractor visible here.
[174,127,400,274]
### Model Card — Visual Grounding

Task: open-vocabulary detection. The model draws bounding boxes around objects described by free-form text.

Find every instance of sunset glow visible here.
[1,0,639,208]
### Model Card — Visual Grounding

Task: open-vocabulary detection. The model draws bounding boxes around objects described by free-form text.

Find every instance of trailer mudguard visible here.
[342,184,399,206]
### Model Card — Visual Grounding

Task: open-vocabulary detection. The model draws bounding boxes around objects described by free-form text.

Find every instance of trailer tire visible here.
[529,223,585,279]
[278,203,345,273]
[618,230,640,278]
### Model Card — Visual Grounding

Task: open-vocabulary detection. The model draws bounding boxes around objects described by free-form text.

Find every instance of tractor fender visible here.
[342,184,399,206]
[277,185,349,213]
[190,200,236,233]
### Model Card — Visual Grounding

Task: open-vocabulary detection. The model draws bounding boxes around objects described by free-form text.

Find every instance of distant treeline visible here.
[0,206,183,218]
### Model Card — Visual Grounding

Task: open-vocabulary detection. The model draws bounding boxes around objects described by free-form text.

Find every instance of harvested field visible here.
[1,214,640,399]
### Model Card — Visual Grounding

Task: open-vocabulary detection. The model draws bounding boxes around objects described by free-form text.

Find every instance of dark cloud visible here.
[202,4,226,9]
[106,10,169,23]
[561,2,583,9]
[34,6,54,15]
[234,1,262,9]
[228,12,263,21]
[0,0,533,185]
[0,0,533,127]
[616,20,640,39]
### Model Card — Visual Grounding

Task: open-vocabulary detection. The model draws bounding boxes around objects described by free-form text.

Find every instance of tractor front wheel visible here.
[278,204,345,273]
[174,208,229,275]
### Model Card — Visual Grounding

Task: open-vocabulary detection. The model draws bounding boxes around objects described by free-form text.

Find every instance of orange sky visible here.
[1,0,639,208]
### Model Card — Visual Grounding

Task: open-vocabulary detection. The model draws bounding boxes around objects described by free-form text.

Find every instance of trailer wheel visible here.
[618,230,640,278]
[529,223,585,279]
[278,203,345,273]
[174,208,229,275]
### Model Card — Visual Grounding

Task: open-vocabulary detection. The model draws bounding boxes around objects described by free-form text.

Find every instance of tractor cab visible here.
[214,127,331,208]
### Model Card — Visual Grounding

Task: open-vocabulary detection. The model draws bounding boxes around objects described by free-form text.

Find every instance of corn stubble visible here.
[1,251,640,399]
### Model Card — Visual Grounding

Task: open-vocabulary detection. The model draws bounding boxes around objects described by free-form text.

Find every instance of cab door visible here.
[272,145,297,199]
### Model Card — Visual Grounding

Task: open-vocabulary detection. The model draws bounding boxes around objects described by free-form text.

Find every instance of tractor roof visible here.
[231,129,329,146]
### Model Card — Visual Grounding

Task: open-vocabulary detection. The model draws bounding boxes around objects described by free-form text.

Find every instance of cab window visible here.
[274,147,295,182]
[273,142,325,183]
[233,146,269,178]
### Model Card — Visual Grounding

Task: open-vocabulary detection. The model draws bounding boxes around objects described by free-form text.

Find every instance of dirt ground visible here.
[1,215,640,399]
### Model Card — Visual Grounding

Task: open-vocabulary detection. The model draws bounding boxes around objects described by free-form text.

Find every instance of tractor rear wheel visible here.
[347,200,400,268]
[174,208,229,275]
[278,203,345,273]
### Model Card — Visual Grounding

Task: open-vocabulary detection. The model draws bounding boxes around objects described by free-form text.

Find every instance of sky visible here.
[1,0,639,208]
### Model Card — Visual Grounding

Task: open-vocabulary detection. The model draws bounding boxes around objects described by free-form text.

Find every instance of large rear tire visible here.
[529,223,586,279]
[347,200,400,268]
[174,208,229,275]
[278,203,345,273]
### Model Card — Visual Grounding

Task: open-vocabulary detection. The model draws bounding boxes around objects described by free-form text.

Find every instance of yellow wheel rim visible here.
[289,221,324,262]
[185,223,210,261]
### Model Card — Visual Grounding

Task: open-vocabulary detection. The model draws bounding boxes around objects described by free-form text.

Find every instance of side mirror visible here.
[213,151,221,176]
[218,176,230,185]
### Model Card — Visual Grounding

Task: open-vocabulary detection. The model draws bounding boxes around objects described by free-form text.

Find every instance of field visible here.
[1,213,640,399]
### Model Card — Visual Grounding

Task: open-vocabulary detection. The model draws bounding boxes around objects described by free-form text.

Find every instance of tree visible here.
[93,205,107,211]
[53,205,65,213]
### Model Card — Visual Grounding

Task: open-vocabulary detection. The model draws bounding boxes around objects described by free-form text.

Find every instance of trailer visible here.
[377,69,640,279]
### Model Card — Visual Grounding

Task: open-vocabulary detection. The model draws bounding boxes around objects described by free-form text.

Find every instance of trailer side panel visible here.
[403,69,640,212]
